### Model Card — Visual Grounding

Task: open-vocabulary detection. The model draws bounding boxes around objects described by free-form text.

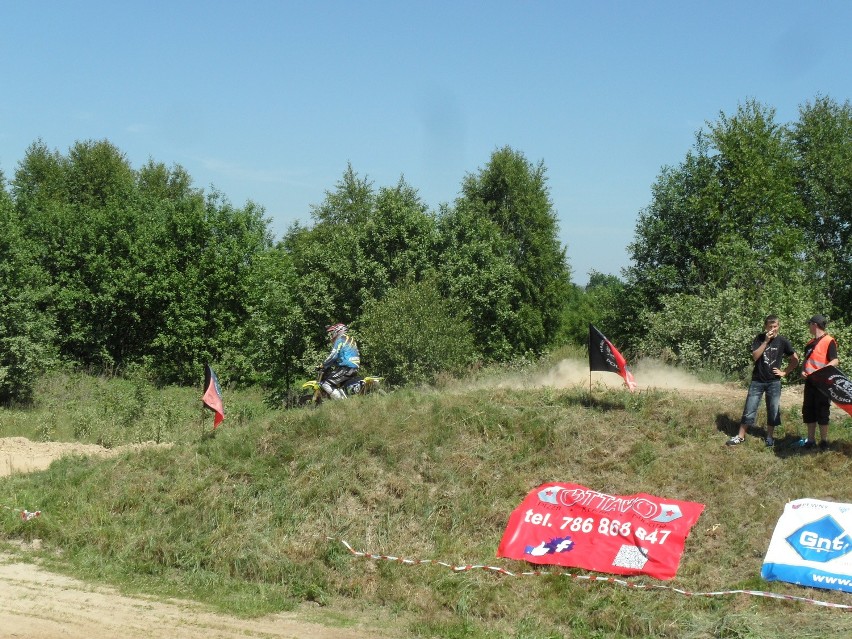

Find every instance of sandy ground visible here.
[0,437,386,639]
[0,552,386,639]
[0,436,165,477]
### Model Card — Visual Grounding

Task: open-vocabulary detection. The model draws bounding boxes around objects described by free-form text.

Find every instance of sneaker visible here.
[798,438,816,449]
[819,440,829,452]
[726,436,745,446]
[765,436,775,447]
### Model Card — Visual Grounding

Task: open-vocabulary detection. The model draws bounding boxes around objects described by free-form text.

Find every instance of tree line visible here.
[605,95,852,375]
[2,94,850,404]
[0,143,571,403]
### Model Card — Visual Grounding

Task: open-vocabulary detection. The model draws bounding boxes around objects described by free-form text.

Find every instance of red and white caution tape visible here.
[1,505,41,521]
[331,539,852,610]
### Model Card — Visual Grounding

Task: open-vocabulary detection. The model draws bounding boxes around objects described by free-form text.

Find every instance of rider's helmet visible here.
[326,323,347,341]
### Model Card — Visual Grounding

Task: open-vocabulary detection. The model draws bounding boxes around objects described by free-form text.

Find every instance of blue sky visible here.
[2,1,850,285]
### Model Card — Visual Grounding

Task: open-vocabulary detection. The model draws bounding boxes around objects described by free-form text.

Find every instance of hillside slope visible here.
[2,362,852,638]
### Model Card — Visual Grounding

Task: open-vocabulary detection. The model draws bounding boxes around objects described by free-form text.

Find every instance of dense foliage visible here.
[439,147,572,359]
[0,171,56,403]
[357,277,478,386]
[0,143,571,403]
[11,140,272,388]
[617,96,852,375]
[2,95,851,400]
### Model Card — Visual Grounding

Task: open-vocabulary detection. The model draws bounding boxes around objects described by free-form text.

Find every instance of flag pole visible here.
[587,323,592,406]
[588,369,592,406]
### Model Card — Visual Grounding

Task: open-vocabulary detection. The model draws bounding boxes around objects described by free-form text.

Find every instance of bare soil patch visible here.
[0,551,387,639]
[0,436,169,478]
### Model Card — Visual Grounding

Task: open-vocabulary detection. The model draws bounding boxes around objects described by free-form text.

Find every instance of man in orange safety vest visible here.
[799,314,839,450]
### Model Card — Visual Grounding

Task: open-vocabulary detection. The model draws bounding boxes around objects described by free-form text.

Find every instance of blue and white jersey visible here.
[323,335,360,369]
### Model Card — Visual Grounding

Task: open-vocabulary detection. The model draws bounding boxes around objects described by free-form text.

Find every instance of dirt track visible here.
[0,437,386,639]
[0,552,387,639]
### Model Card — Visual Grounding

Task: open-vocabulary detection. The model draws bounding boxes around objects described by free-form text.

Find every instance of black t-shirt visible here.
[751,333,795,382]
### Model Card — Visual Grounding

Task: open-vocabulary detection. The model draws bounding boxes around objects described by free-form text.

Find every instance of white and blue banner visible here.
[762,498,852,593]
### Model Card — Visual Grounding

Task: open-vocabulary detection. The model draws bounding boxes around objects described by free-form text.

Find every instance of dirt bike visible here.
[300,367,384,406]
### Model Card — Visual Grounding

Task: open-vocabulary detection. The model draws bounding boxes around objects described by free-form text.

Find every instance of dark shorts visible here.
[802,380,831,425]
[326,366,358,389]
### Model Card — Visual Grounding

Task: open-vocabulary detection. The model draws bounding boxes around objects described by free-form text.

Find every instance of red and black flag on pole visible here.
[589,324,638,392]
[806,365,852,417]
[202,363,225,429]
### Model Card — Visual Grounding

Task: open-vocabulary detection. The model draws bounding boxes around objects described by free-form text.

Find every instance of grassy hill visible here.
[2,360,852,638]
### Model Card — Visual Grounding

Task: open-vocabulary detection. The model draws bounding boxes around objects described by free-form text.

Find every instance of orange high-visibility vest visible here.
[803,334,835,377]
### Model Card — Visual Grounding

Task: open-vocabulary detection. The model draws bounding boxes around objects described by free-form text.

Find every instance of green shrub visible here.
[357,278,478,386]
[638,279,851,377]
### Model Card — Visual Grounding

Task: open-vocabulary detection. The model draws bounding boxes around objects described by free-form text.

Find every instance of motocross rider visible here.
[319,323,360,399]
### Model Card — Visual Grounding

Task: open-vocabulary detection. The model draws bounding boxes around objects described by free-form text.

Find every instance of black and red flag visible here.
[589,324,637,392]
[202,363,225,429]
[806,365,852,417]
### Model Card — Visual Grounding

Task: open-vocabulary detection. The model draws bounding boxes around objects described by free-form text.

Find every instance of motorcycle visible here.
[301,367,384,406]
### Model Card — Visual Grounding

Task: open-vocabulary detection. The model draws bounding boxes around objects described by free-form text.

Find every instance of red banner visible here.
[497,482,704,580]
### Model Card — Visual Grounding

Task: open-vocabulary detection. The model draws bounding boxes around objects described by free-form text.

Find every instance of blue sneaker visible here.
[798,438,816,449]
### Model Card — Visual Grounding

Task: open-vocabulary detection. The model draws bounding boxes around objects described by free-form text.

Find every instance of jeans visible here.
[741,379,782,427]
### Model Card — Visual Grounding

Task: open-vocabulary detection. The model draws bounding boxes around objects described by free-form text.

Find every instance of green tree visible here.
[284,219,365,342]
[558,272,630,348]
[0,171,56,403]
[625,100,817,364]
[10,139,67,210]
[638,276,846,377]
[284,166,377,339]
[706,100,808,285]
[236,246,313,402]
[12,140,273,384]
[627,134,721,301]
[629,100,808,305]
[793,96,852,317]
[284,168,438,363]
[311,162,373,226]
[436,203,519,360]
[147,190,272,383]
[360,178,437,297]
[65,139,135,209]
[13,140,141,368]
[441,147,571,359]
[555,283,595,347]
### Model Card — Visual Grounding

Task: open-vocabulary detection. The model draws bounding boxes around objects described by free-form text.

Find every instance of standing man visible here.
[799,315,839,450]
[727,315,799,447]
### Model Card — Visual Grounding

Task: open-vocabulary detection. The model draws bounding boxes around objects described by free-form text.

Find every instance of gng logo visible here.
[786,515,852,563]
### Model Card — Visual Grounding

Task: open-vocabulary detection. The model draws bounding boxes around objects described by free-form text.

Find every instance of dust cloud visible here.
[498,358,723,393]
